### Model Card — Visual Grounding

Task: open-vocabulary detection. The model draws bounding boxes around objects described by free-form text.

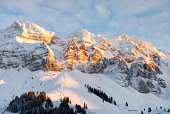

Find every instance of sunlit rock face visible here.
[42,57,61,71]
[112,34,164,65]
[42,45,61,71]
[60,29,106,70]
[61,37,104,70]
[0,20,60,71]
[111,34,166,94]
[61,37,89,70]
[7,20,55,44]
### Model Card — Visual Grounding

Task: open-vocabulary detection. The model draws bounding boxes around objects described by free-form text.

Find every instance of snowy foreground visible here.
[1,69,170,114]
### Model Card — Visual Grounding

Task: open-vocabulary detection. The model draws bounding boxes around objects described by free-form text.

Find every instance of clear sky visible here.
[0,0,170,51]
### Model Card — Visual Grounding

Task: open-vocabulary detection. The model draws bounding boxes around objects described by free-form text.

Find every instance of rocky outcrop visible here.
[61,37,89,70]
[0,20,60,72]
[77,57,129,87]
[42,57,61,71]
[61,37,104,70]
[0,41,60,71]
[129,58,166,94]
[78,57,128,74]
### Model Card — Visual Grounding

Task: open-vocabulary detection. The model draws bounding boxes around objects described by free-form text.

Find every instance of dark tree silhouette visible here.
[148,107,152,113]
[168,109,170,112]
[126,102,128,107]
[113,100,117,105]
[6,91,87,114]
[85,84,114,104]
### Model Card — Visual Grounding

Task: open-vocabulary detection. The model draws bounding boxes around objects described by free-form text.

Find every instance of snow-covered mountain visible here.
[0,20,170,114]
[0,20,60,71]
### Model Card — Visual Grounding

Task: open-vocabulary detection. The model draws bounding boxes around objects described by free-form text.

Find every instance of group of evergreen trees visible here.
[59,97,86,114]
[85,84,131,109]
[141,107,170,114]
[60,97,87,114]
[6,91,53,113]
[6,91,87,114]
[85,84,115,104]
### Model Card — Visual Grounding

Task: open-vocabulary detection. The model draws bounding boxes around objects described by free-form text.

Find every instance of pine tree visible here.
[110,97,113,103]
[148,107,152,113]
[84,102,86,108]
[113,100,116,105]
[168,109,170,112]
[126,102,128,107]
[164,108,166,111]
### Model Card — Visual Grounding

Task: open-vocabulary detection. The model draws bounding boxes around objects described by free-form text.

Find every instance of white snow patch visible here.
[16,36,42,43]
[0,80,5,85]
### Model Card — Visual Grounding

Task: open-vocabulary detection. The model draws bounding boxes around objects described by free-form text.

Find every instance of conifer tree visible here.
[126,102,128,107]
[113,100,116,105]
[148,107,152,113]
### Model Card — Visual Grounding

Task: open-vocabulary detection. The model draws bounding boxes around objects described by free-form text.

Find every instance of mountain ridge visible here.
[0,20,169,94]
[0,20,170,113]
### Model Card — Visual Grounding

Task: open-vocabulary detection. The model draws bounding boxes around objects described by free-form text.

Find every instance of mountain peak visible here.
[75,29,89,33]
[62,29,96,44]
[12,20,32,26]
[10,20,39,31]
[11,20,53,35]
[115,34,141,43]
[70,29,94,37]
[2,20,55,44]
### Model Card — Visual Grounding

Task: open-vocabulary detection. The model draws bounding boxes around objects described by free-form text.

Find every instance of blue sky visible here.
[0,0,170,51]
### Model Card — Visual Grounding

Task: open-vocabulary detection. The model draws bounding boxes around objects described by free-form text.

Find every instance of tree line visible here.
[6,91,87,114]
[85,84,115,104]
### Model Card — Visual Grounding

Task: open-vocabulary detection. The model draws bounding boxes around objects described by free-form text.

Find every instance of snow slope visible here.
[1,69,170,114]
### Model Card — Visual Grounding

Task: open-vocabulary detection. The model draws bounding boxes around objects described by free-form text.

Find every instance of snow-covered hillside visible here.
[1,69,170,114]
[0,20,170,114]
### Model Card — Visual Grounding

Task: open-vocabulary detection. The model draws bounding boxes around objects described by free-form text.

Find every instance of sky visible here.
[0,0,170,51]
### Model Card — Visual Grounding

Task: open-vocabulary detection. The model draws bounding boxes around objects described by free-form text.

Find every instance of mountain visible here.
[0,20,60,71]
[0,20,170,114]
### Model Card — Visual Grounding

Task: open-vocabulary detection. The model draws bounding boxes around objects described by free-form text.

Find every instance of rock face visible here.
[0,41,60,71]
[129,58,166,94]
[61,37,89,70]
[0,20,60,71]
[0,21,169,95]
[11,20,55,44]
